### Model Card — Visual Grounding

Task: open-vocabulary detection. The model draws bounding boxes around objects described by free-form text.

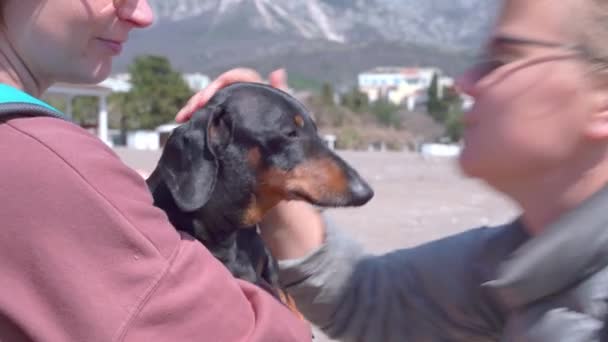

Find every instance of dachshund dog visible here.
[147,82,373,314]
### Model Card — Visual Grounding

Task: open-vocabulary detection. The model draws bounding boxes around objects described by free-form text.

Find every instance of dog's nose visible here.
[346,171,374,206]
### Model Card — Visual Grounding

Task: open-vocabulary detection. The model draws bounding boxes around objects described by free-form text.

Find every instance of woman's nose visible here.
[114,0,155,28]
[455,68,479,98]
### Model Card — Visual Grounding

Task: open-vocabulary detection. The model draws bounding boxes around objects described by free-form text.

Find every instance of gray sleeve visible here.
[278,218,502,342]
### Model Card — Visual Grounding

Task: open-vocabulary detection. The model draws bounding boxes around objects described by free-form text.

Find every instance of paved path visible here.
[114,148,518,341]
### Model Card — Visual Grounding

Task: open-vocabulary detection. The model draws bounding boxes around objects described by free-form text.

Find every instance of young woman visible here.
[0,1,309,341]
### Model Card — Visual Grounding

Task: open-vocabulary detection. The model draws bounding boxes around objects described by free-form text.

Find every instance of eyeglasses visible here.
[466,35,589,84]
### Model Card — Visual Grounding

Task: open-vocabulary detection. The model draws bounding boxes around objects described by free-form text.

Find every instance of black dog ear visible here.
[205,103,234,155]
[158,104,233,212]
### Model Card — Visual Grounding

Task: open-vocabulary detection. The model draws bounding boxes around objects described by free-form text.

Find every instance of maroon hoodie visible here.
[0,116,310,341]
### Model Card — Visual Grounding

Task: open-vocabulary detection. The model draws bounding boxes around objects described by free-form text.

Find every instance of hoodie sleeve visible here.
[279,217,503,342]
[0,117,311,342]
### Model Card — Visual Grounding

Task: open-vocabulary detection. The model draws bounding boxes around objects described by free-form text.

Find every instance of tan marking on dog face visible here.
[294,115,304,128]
[242,195,260,226]
[285,158,349,202]
[247,147,262,169]
[242,186,285,226]
[241,159,350,225]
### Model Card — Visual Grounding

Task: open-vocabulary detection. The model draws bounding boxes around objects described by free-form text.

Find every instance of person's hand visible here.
[175,68,288,123]
[260,201,326,260]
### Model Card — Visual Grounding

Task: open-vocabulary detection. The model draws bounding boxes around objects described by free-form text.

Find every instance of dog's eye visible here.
[285,130,298,138]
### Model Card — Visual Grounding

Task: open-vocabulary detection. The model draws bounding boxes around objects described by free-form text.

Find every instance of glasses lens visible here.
[469,60,504,83]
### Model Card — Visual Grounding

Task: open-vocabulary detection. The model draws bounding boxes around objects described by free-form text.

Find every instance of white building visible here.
[358,67,440,91]
[358,67,452,110]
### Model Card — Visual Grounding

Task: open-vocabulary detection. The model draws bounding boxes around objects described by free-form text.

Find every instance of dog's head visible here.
[155,82,373,228]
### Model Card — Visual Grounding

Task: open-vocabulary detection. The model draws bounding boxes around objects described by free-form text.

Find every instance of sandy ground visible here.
[114,148,519,341]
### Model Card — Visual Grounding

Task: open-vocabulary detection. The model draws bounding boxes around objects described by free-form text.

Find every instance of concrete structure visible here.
[45,70,209,148]
[100,73,132,92]
[102,72,210,93]
[118,123,184,151]
[156,122,181,148]
[420,143,462,158]
[323,134,336,150]
[46,82,114,145]
[183,73,210,92]
[126,130,160,150]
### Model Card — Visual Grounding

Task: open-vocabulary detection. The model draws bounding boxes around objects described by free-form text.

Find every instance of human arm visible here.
[263,204,504,341]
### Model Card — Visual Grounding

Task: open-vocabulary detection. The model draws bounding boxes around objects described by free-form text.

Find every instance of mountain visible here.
[114,0,498,88]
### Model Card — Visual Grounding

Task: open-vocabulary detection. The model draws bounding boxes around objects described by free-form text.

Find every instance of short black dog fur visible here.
[147,82,374,302]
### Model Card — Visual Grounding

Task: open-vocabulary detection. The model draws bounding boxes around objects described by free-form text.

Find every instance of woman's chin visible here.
[89,61,113,84]
[457,147,481,178]
[63,60,112,85]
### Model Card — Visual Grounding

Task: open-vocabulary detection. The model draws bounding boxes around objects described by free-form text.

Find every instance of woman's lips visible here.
[97,38,124,55]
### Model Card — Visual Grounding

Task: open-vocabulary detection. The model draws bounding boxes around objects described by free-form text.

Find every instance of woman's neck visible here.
[0,30,46,97]
[499,146,608,236]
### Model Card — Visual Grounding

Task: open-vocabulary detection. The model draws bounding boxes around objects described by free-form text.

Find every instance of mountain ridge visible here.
[114,1,497,87]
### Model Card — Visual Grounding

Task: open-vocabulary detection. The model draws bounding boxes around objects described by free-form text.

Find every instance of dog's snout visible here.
[279,154,374,208]
[346,172,374,206]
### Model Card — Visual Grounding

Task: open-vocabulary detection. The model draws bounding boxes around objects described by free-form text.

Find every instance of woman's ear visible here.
[584,87,608,140]
[585,113,608,140]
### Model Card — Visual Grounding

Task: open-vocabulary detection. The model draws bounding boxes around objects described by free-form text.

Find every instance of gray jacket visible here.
[278,187,608,341]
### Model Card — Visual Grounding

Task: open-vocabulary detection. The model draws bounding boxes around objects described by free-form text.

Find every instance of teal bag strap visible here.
[0,84,69,121]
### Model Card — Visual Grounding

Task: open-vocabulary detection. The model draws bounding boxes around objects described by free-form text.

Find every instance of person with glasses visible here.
[0,1,310,341]
[178,0,608,340]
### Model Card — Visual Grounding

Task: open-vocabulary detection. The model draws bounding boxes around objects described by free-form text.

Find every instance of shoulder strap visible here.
[0,84,68,121]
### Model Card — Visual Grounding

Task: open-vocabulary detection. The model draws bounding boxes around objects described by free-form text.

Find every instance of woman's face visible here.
[456,0,603,188]
[2,0,154,85]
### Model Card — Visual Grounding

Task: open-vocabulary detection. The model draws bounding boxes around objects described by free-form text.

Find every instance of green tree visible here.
[321,82,335,106]
[72,96,100,126]
[442,88,465,142]
[341,86,369,113]
[445,109,464,143]
[370,98,401,128]
[42,95,99,126]
[426,72,444,122]
[119,55,193,130]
